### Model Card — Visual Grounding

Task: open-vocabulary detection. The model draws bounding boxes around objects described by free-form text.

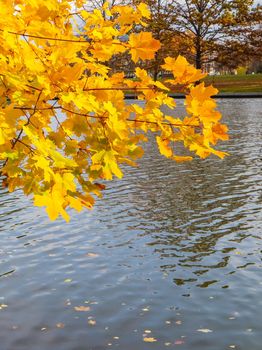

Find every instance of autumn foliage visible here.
[0,0,228,221]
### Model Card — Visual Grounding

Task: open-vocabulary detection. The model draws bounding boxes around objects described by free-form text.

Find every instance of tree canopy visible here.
[171,0,261,69]
[0,0,228,221]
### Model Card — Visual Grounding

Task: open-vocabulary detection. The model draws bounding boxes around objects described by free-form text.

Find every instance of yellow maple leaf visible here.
[162,56,206,84]
[129,32,161,63]
[137,3,151,19]
[156,136,173,158]
[34,189,70,222]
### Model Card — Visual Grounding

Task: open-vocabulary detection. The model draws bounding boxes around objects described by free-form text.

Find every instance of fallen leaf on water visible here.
[88,319,96,326]
[86,253,99,258]
[74,306,90,312]
[56,323,65,329]
[144,337,157,342]
[197,329,213,333]
[142,307,149,312]
[64,279,72,283]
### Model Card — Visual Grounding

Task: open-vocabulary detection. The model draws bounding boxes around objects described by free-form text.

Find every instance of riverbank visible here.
[204,74,262,93]
[125,74,262,99]
[125,92,262,99]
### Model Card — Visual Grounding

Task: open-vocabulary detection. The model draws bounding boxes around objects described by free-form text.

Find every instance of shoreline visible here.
[125,92,262,99]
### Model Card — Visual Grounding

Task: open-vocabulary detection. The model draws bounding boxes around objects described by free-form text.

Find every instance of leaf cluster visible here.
[0,0,228,221]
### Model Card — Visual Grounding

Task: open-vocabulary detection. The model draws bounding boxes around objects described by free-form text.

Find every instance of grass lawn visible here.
[125,74,262,95]
[204,74,262,93]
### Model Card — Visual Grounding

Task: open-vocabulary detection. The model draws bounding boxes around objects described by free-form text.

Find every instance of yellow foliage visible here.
[162,55,207,84]
[129,32,161,63]
[0,0,228,221]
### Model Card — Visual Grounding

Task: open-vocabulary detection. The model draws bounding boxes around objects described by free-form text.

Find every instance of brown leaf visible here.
[74,306,90,312]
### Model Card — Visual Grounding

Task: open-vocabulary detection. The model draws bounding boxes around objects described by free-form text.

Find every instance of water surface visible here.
[0,99,261,350]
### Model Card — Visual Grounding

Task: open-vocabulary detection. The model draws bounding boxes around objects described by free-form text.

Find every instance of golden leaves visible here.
[34,189,70,222]
[0,0,228,221]
[129,32,161,63]
[156,137,173,158]
[162,55,206,84]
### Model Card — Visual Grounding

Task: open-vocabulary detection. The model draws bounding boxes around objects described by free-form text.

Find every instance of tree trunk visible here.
[195,35,202,70]
[153,51,160,81]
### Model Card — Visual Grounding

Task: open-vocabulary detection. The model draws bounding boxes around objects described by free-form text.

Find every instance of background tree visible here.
[171,0,261,70]
[215,4,262,72]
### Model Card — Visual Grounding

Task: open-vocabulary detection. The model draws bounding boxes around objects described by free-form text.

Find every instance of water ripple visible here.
[0,99,261,350]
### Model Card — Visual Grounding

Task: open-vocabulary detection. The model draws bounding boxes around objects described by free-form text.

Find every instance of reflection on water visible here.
[0,99,261,350]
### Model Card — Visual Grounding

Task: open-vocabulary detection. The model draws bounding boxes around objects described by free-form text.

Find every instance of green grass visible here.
[204,74,262,93]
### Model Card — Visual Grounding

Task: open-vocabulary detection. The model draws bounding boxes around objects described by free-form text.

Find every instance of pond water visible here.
[0,99,261,350]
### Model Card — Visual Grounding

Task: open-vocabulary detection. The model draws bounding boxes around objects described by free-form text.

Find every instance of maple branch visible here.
[14,105,198,129]
[3,29,90,43]
[10,91,43,153]
[54,114,73,140]
[17,139,35,153]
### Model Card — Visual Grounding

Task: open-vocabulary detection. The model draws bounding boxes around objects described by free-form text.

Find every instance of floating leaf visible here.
[197,328,213,333]
[74,306,91,312]
[144,337,157,342]
[64,279,72,283]
[88,319,96,326]
[142,307,149,312]
[56,323,65,329]
[86,253,99,258]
